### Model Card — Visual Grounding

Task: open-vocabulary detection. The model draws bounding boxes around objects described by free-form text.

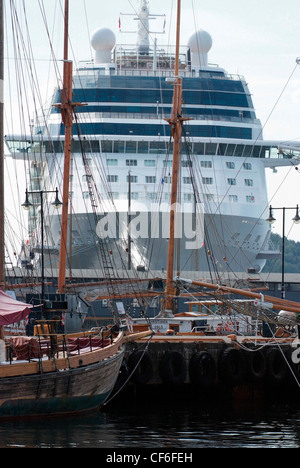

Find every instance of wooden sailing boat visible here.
[0,0,151,419]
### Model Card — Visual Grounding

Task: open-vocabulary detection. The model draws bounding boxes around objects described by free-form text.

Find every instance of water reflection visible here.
[1,398,300,448]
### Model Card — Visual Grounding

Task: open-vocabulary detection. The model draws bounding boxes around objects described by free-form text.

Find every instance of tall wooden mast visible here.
[57,0,74,293]
[163,0,187,315]
[0,0,4,291]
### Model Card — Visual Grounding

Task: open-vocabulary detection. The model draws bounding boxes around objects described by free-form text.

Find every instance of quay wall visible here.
[116,338,300,399]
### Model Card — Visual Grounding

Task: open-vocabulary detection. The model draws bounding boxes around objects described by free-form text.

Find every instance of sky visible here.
[3,0,300,243]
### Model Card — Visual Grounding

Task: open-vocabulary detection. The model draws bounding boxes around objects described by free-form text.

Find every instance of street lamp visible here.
[266,205,300,298]
[22,188,62,303]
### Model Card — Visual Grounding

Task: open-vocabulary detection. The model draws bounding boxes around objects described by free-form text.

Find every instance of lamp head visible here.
[266,206,276,225]
[21,189,33,210]
[52,188,62,209]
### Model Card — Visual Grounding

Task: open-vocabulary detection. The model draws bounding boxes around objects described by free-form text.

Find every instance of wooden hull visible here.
[0,333,125,419]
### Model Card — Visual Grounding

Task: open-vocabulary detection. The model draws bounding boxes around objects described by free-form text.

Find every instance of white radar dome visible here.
[91,28,116,64]
[187,30,212,68]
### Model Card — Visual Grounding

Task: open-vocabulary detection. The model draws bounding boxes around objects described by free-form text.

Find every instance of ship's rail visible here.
[82,111,260,126]
[76,63,244,83]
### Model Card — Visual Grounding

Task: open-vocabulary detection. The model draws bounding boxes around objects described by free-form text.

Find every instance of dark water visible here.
[1,395,300,449]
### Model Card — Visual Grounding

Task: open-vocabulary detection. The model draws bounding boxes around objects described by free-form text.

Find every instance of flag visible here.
[119,17,121,30]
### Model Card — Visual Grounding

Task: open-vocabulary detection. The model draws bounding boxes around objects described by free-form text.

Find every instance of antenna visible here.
[119,0,166,55]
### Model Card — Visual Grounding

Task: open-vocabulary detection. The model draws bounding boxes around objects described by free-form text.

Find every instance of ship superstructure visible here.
[5,0,300,278]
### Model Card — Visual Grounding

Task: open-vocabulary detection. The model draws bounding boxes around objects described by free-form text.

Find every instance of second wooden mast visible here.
[57,0,77,293]
[163,0,188,315]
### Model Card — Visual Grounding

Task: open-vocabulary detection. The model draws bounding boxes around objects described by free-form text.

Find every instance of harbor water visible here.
[2,396,300,449]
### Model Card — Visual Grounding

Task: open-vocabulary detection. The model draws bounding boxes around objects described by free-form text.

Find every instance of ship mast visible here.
[163,0,186,316]
[57,0,75,293]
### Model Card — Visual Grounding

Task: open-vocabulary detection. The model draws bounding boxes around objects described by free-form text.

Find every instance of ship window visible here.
[244,179,253,186]
[127,175,138,183]
[234,145,244,156]
[128,192,139,200]
[113,141,125,153]
[138,141,149,153]
[243,162,252,170]
[107,159,118,166]
[246,195,255,203]
[184,194,193,201]
[225,145,236,156]
[205,194,215,201]
[229,195,238,203]
[218,144,227,155]
[243,146,253,158]
[183,177,193,184]
[201,161,212,168]
[82,175,92,182]
[194,143,205,154]
[125,142,137,154]
[205,143,217,155]
[146,176,156,183]
[202,177,213,185]
[144,159,156,167]
[146,193,157,200]
[226,162,235,169]
[101,141,112,153]
[182,160,192,167]
[150,142,167,154]
[253,146,263,158]
[227,178,236,185]
[107,175,118,182]
[126,159,137,166]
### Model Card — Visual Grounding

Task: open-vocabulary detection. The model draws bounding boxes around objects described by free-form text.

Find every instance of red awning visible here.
[0,290,33,326]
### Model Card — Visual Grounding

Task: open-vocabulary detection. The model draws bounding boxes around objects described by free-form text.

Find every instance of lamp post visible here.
[266,205,300,298]
[22,188,62,302]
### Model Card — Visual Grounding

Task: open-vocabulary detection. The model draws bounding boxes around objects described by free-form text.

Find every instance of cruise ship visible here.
[5,0,300,278]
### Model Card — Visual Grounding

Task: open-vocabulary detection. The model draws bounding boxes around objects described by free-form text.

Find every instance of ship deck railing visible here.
[2,331,113,365]
[86,111,260,126]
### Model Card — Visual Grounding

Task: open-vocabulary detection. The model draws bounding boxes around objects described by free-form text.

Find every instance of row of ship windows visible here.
[107,158,252,170]
[105,174,254,186]
[73,75,245,93]
[107,175,192,184]
[81,191,256,204]
[38,139,273,159]
[70,88,250,108]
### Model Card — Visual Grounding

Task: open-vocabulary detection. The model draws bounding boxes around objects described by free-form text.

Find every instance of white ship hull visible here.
[42,209,274,274]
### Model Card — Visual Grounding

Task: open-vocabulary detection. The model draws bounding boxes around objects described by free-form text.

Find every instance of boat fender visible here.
[218,348,245,386]
[189,351,216,389]
[265,348,288,385]
[160,351,186,386]
[246,350,267,382]
[128,350,154,385]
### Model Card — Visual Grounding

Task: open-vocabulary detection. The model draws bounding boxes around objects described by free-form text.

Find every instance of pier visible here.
[116,333,300,401]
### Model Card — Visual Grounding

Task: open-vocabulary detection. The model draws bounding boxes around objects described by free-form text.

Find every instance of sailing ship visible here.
[0,0,152,419]
[5,0,300,282]
[117,0,300,343]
